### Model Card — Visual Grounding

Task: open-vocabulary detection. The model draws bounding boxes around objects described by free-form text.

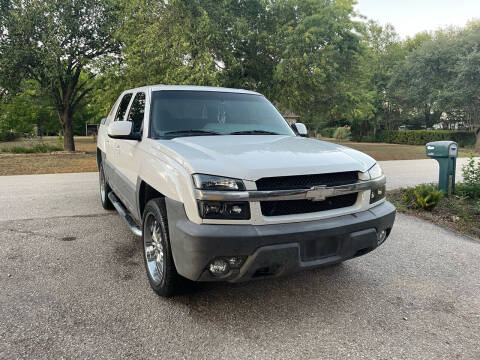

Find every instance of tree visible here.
[274,0,364,125]
[0,0,119,150]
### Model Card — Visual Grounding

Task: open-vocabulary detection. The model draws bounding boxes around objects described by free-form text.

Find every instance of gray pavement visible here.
[1,159,480,359]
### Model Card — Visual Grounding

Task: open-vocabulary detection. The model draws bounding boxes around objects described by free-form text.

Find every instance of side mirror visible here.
[292,122,308,137]
[108,121,140,140]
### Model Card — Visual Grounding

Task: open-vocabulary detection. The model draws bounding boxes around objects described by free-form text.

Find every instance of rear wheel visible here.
[99,162,114,210]
[142,198,180,297]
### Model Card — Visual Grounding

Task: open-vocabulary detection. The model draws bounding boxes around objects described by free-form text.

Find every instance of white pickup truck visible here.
[97,85,395,297]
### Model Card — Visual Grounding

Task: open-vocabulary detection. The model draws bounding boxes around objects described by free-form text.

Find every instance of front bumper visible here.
[166,199,396,282]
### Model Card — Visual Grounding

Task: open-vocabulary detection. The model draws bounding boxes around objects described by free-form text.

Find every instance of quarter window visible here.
[126,92,146,134]
[114,93,133,122]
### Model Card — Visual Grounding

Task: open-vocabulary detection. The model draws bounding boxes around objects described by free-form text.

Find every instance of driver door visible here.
[115,91,146,214]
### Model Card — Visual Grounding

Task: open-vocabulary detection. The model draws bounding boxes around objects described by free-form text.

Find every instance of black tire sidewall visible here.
[99,162,114,210]
[142,198,178,297]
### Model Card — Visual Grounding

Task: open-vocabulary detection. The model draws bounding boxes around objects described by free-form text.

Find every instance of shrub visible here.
[475,201,480,215]
[1,143,62,153]
[0,130,20,142]
[377,130,475,147]
[333,127,351,141]
[455,156,480,199]
[456,183,480,200]
[462,155,480,185]
[402,184,443,210]
[319,127,336,138]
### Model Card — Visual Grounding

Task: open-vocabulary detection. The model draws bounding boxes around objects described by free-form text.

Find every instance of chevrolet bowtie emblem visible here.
[306,185,328,202]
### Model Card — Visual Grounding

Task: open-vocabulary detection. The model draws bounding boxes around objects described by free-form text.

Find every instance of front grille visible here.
[256,171,358,191]
[260,193,358,217]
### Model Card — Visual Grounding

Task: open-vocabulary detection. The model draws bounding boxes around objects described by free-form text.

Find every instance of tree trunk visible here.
[58,108,75,151]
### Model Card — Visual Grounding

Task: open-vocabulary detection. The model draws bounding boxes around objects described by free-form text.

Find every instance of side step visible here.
[108,192,142,237]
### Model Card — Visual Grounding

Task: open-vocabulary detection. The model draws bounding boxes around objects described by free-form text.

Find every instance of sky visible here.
[355,0,480,38]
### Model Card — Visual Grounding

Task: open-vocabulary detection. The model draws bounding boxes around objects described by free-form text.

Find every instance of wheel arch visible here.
[137,179,165,220]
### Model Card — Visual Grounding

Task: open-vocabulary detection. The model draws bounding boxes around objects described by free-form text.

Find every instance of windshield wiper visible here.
[229,130,279,135]
[163,129,221,136]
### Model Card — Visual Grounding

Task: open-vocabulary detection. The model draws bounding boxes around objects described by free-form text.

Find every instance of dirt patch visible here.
[0,152,97,175]
[388,189,480,240]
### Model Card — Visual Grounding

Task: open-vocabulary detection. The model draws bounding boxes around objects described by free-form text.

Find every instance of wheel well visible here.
[96,148,102,168]
[139,181,164,218]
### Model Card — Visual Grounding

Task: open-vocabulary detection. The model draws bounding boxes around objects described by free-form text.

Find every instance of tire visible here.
[142,198,180,297]
[99,162,114,210]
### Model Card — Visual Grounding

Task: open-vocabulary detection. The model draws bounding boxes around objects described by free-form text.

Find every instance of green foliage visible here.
[333,127,351,141]
[462,155,480,185]
[56,134,63,149]
[455,183,480,200]
[475,201,480,215]
[0,130,20,142]
[319,127,337,138]
[378,130,475,147]
[402,184,443,210]
[0,0,121,150]
[455,156,480,199]
[1,143,62,154]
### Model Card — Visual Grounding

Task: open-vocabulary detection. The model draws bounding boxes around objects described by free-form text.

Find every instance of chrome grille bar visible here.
[194,176,386,202]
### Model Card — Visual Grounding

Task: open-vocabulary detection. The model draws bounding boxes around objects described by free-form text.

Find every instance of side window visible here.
[114,93,133,122]
[126,92,146,134]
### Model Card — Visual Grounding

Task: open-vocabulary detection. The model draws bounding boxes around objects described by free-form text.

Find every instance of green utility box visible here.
[425,141,458,195]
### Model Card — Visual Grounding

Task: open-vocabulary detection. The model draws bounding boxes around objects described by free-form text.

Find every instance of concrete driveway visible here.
[1,160,479,359]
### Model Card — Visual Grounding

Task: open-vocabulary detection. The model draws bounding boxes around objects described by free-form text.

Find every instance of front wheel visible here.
[142,198,180,297]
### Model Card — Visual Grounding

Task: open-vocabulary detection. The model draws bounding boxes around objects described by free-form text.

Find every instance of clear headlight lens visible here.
[193,174,246,191]
[368,163,383,179]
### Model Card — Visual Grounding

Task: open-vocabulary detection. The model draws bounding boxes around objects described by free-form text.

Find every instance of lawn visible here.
[0,136,478,176]
[0,136,97,176]
[320,138,477,161]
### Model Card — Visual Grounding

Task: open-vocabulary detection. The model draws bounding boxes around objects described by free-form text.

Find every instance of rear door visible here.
[115,91,147,214]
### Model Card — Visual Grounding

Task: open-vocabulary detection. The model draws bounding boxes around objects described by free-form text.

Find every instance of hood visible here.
[152,135,376,180]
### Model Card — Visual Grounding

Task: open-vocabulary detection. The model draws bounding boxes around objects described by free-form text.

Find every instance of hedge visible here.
[0,130,20,142]
[378,130,476,147]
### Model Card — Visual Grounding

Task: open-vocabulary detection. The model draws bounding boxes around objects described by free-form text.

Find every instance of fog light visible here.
[208,259,229,276]
[226,256,246,268]
[377,229,387,245]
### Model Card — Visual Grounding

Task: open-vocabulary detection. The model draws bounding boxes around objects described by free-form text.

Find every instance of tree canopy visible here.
[0,0,479,151]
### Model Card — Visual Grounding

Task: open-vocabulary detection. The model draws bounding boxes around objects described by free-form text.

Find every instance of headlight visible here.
[368,163,383,179]
[197,201,250,220]
[367,164,385,203]
[193,174,246,191]
[360,163,383,180]
[193,174,249,219]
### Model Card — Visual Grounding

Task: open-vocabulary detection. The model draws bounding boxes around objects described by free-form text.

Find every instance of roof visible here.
[125,84,261,96]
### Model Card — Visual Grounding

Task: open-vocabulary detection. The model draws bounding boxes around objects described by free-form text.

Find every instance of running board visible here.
[108,192,142,237]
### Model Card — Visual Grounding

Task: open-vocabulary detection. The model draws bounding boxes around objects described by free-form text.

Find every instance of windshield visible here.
[149,90,295,138]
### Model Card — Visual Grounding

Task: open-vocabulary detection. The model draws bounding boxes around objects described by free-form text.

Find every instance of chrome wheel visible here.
[144,214,165,283]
